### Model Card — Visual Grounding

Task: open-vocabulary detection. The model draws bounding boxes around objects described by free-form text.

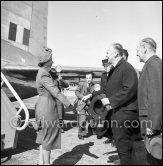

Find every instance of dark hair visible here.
[123,49,129,61]
[86,72,94,78]
[112,43,123,56]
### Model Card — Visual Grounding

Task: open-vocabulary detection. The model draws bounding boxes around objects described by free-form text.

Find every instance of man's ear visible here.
[115,53,119,58]
[113,50,118,58]
[143,45,147,54]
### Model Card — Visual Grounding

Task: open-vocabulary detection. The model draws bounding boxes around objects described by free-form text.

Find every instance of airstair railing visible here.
[1,72,29,131]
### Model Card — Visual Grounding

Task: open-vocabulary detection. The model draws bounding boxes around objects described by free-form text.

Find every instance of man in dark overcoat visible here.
[101,43,141,165]
[97,59,114,144]
[137,37,162,165]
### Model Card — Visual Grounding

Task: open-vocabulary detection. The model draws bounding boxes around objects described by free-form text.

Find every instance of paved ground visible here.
[1,91,147,165]
[1,113,147,165]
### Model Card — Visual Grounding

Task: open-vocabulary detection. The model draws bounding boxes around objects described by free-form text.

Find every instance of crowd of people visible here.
[34,37,162,165]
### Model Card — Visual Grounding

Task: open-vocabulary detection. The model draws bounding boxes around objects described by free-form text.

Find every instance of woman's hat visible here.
[145,134,162,160]
[38,48,52,64]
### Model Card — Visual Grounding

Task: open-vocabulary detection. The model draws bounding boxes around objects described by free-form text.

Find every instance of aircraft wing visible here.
[2,65,104,81]
[2,64,140,100]
[1,64,104,100]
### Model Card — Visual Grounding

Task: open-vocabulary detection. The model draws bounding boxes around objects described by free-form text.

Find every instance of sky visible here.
[47,1,162,70]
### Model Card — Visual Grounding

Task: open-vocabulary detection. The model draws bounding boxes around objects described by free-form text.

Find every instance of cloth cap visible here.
[38,49,52,64]
[102,58,109,66]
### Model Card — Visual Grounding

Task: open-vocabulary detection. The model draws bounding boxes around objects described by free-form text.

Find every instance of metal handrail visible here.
[1,72,29,131]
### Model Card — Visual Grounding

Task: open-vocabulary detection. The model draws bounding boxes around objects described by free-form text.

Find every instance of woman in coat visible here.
[35,48,76,165]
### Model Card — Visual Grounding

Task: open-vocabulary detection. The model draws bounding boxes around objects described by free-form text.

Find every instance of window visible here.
[8,22,30,46]
[8,22,17,41]
[23,28,30,46]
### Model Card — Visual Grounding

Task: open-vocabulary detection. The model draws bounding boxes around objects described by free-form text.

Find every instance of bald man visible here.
[101,43,141,165]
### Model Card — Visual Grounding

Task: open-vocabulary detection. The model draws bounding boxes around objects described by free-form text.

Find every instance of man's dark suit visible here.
[138,55,162,131]
[105,58,141,165]
[101,72,108,94]
[97,72,113,140]
[138,55,162,165]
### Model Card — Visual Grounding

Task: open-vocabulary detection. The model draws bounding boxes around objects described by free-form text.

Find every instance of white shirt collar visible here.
[112,57,122,67]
